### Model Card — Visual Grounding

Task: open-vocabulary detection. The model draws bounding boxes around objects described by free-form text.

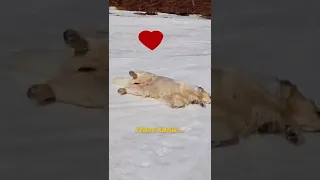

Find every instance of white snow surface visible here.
[109,8,211,180]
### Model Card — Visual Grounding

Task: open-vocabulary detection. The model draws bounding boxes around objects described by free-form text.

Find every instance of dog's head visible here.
[130,70,154,85]
[196,86,211,104]
[282,81,320,132]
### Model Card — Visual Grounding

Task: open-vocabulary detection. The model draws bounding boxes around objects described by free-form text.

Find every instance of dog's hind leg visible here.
[162,94,187,108]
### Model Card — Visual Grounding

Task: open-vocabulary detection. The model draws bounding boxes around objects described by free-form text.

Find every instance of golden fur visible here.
[211,68,320,148]
[26,29,108,108]
[113,70,211,108]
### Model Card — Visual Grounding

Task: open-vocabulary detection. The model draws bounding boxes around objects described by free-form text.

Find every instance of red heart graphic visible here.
[138,30,163,50]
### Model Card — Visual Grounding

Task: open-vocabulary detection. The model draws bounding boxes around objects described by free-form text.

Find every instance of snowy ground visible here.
[109,8,211,180]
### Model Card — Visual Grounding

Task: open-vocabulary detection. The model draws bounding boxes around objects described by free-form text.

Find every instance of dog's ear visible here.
[63,29,89,55]
[312,102,320,114]
[198,86,205,93]
[279,79,294,87]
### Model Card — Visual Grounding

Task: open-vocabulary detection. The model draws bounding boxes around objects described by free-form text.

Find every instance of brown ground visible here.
[110,0,211,18]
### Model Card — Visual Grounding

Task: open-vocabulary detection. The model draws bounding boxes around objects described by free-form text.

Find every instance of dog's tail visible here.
[112,77,132,87]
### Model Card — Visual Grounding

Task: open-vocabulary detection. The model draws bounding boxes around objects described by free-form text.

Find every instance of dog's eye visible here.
[77,67,96,72]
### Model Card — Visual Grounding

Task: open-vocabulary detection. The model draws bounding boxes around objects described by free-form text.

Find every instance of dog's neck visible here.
[143,76,153,85]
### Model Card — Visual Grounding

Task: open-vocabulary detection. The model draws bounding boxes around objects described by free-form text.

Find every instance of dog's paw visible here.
[117,88,127,95]
[129,70,138,79]
[27,84,56,105]
[284,125,305,145]
[191,100,206,108]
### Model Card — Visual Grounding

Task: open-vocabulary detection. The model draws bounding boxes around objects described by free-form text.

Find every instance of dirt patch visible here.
[110,0,211,18]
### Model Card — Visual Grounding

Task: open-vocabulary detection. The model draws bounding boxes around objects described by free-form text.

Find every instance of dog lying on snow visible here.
[112,70,211,108]
[212,68,320,148]
[26,29,108,108]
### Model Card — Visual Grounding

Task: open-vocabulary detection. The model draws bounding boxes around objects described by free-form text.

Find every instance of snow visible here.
[109,8,211,180]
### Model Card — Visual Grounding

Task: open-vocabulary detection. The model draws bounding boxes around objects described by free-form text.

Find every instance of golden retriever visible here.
[113,70,211,108]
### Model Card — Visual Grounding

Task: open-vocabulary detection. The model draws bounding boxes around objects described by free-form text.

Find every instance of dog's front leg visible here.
[185,90,205,107]
[280,111,305,145]
[117,84,149,97]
